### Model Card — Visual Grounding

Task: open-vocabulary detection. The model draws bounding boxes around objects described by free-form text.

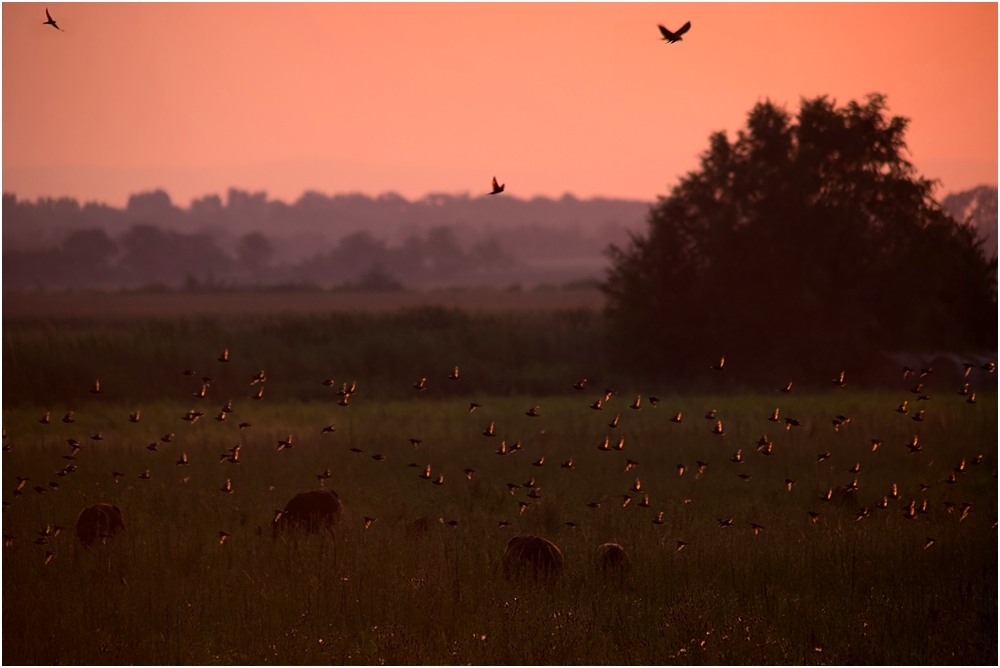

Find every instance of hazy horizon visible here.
[3,178,996,216]
[2,183,655,209]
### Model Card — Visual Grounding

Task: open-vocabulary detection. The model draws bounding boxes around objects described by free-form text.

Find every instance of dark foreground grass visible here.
[3,393,996,664]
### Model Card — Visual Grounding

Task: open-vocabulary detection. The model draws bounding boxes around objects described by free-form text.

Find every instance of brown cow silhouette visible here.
[75,503,126,547]
[596,542,631,572]
[502,534,562,580]
[273,489,342,536]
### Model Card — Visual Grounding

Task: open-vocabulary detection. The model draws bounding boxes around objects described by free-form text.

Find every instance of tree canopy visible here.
[603,94,996,382]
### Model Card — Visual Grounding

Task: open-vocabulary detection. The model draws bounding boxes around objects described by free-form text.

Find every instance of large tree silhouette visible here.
[603,94,996,381]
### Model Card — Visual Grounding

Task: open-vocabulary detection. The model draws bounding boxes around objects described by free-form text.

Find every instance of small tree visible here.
[603,94,996,380]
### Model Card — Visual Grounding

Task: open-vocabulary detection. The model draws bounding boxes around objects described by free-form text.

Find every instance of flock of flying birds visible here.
[3,347,995,562]
[24,7,994,560]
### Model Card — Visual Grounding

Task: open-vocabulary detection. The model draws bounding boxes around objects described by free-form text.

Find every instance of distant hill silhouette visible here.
[941,185,998,259]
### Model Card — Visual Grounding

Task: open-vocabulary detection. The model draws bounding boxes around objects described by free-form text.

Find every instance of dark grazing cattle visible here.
[273,489,343,536]
[75,503,126,547]
[502,534,562,580]
[596,542,630,572]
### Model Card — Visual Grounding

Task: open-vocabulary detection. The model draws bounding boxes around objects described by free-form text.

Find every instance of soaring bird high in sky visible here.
[43,8,64,31]
[658,21,690,43]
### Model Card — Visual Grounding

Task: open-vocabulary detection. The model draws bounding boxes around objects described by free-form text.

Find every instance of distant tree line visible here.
[604,94,997,381]
[2,224,516,290]
[2,189,645,280]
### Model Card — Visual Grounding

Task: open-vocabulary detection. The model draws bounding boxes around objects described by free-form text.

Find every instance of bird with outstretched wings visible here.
[489,177,505,195]
[658,21,690,43]
[44,8,64,31]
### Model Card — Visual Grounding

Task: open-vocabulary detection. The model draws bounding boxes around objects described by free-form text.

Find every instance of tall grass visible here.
[6,307,972,410]
[3,308,608,406]
[3,392,996,664]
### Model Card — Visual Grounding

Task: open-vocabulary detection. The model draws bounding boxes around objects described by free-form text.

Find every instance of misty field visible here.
[1,287,606,320]
[3,386,996,664]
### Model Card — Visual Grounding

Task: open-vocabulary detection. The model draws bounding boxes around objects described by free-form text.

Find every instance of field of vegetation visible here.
[2,310,997,664]
[1,287,606,320]
[3,308,610,406]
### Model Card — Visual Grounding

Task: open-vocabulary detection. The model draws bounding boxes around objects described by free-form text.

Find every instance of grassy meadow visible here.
[2,308,997,664]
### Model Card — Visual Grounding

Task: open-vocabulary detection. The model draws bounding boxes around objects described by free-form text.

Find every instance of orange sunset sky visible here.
[3,2,997,207]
